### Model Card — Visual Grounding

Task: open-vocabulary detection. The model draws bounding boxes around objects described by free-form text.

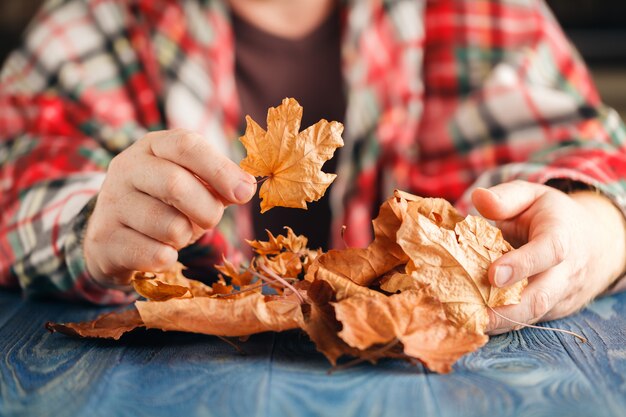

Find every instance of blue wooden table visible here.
[0,289,625,417]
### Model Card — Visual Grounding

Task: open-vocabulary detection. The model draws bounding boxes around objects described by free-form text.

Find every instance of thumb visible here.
[471,180,546,221]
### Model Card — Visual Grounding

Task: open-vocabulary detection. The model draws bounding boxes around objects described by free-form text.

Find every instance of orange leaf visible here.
[136,293,303,337]
[396,202,526,334]
[260,251,303,279]
[215,256,255,287]
[132,277,191,301]
[378,270,420,293]
[333,290,487,373]
[300,280,359,365]
[306,194,409,287]
[245,229,284,256]
[240,98,344,213]
[46,308,144,340]
[133,262,214,298]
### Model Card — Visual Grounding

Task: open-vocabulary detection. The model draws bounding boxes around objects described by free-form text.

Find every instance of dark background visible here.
[0,0,624,117]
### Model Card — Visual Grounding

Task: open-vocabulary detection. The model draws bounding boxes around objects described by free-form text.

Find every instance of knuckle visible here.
[511,179,527,187]
[530,289,552,321]
[516,251,535,280]
[126,244,148,268]
[210,157,231,181]
[549,231,569,264]
[107,154,126,173]
[166,216,193,248]
[143,130,163,141]
[173,129,202,158]
[164,171,190,204]
[98,261,117,278]
[152,245,177,269]
[202,202,224,229]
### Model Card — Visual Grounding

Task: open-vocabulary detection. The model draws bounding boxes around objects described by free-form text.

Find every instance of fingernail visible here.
[494,265,513,287]
[482,187,500,200]
[234,175,256,202]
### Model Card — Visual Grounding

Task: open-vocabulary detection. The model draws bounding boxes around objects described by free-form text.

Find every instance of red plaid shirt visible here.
[1,0,625,303]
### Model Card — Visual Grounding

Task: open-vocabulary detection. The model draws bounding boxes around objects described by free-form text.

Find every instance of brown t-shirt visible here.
[233,8,346,251]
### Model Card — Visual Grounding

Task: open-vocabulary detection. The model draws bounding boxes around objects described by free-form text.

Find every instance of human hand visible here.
[83,129,256,287]
[472,180,626,334]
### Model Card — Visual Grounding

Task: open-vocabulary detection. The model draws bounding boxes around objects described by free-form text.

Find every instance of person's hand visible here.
[472,180,626,334]
[83,129,257,287]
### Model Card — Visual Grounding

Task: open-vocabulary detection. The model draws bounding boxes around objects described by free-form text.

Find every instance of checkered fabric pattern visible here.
[1,0,625,303]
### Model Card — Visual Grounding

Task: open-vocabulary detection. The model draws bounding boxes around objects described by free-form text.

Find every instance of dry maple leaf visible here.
[245,229,284,255]
[133,263,214,298]
[45,308,144,340]
[215,256,255,287]
[332,290,488,373]
[136,293,303,336]
[305,193,409,287]
[299,279,361,365]
[240,98,344,213]
[396,201,526,334]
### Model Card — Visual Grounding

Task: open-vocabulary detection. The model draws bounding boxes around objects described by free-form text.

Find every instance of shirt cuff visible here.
[64,194,137,305]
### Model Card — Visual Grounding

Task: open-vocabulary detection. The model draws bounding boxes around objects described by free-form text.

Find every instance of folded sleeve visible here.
[451,0,626,215]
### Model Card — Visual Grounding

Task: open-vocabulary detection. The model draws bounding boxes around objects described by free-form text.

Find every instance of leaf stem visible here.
[255,176,270,185]
[217,336,246,355]
[213,281,270,298]
[329,338,401,374]
[488,306,587,343]
[340,225,348,249]
[257,263,305,304]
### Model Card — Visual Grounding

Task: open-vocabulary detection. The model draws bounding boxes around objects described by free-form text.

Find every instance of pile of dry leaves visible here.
[48,190,526,373]
[47,98,527,373]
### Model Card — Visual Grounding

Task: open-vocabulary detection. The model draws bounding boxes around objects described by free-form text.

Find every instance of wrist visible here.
[570,190,626,289]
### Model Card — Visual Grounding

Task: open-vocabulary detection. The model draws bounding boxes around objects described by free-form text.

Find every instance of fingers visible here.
[486,266,565,334]
[473,181,569,288]
[472,181,546,221]
[126,154,225,230]
[116,191,194,249]
[490,229,569,287]
[88,224,179,286]
[144,129,256,204]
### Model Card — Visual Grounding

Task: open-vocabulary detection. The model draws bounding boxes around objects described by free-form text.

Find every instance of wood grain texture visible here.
[0,291,625,417]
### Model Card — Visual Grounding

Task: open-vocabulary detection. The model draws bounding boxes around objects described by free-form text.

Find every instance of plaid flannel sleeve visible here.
[453,1,626,212]
[0,0,158,304]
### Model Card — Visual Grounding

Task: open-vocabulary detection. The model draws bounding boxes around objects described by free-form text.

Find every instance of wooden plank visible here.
[260,293,626,417]
[0,292,278,417]
[0,291,624,417]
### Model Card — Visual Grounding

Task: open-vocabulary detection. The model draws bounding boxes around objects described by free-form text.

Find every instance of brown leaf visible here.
[378,270,421,294]
[394,189,464,230]
[260,251,303,279]
[278,226,309,253]
[246,229,284,256]
[211,279,235,296]
[300,280,359,365]
[240,98,344,213]
[397,202,526,334]
[46,308,144,340]
[133,262,214,298]
[332,290,487,373]
[306,253,385,301]
[306,194,409,287]
[136,292,303,337]
[215,256,255,287]
[132,277,191,301]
